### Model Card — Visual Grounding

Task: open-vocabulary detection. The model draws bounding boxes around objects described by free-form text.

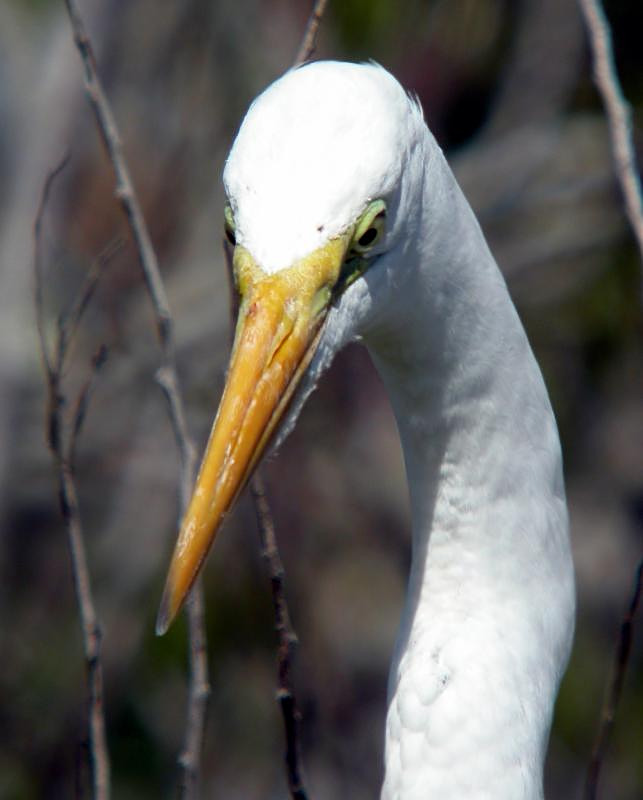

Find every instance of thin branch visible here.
[70,345,109,466]
[250,477,308,800]
[156,367,199,513]
[34,151,70,378]
[59,423,110,800]
[294,0,329,66]
[57,238,122,376]
[583,559,643,800]
[63,0,172,347]
[33,161,111,800]
[176,587,210,798]
[578,0,643,288]
[63,3,209,796]
[576,5,643,782]
[156,368,209,798]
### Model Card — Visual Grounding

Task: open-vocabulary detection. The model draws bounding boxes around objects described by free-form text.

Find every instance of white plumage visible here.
[159,61,575,799]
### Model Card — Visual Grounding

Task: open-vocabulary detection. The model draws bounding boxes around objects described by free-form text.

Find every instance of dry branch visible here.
[578,0,643,285]
[576,2,643,786]
[34,157,111,800]
[250,478,309,800]
[294,0,329,65]
[63,2,209,796]
[583,559,643,800]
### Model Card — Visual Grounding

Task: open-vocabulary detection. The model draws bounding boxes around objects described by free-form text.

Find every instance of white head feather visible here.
[224,61,427,273]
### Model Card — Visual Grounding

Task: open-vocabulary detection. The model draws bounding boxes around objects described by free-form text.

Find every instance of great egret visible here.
[157,61,575,799]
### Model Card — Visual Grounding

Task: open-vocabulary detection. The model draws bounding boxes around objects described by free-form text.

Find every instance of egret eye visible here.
[350,199,386,255]
[224,204,236,246]
[357,226,378,248]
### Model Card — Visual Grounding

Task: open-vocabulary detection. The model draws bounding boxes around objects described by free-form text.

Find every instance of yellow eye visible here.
[351,199,386,254]
[224,204,236,246]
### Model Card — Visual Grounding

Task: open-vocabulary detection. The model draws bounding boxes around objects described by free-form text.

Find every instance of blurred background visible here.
[1,0,641,798]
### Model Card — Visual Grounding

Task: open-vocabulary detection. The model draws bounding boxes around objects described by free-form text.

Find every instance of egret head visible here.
[223,61,426,271]
[157,62,428,633]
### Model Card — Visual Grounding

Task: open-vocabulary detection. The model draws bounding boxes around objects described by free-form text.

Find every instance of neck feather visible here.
[367,153,575,800]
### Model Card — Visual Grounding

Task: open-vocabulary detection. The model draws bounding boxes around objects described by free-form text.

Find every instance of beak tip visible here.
[155,589,173,637]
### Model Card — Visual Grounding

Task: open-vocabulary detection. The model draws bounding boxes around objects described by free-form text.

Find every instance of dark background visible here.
[1,1,641,798]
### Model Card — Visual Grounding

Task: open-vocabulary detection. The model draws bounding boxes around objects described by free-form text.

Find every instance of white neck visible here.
[365,152,575,800]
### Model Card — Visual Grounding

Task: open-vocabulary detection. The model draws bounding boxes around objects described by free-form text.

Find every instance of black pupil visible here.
[358,226,378,248]
[225,225,236,246]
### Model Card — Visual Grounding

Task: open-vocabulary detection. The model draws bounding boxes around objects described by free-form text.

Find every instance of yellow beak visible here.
[156,236,351,634]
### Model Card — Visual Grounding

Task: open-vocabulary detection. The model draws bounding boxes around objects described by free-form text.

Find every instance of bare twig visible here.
[63,3,209,796]
[294,0,329,65]
[57,383,110,800]
[583,559,643,800]
[576,4,643,783]
[56,238,122,390]
[176,588,210,798]
[34,152,70,377]
[63,1,172,347]
[34,159,111,800]
[250,478,309,800]
[578,0,643,286]
[70,344,109,466]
